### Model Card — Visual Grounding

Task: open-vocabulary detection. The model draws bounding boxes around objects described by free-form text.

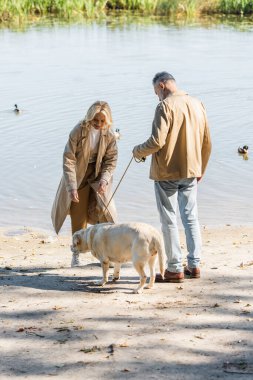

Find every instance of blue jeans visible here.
[154,178,202,273]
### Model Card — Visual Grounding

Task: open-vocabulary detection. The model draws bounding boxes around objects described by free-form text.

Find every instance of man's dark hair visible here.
[152,72,175,85]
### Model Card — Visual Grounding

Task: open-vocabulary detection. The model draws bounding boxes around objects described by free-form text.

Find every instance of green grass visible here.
[0,0,253,21]
[219,0,253,14]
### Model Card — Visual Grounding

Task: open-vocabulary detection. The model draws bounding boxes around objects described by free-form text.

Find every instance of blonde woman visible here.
[51,101,118,266]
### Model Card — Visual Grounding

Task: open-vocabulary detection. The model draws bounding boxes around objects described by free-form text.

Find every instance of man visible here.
[133,72,211,283]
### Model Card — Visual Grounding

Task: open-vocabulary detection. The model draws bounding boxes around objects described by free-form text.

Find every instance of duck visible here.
[238,145,249,154]
[14,104,20,113]
[114,128,121,140]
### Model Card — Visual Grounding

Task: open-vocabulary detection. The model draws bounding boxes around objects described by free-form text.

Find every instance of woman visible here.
[51,101,118,265]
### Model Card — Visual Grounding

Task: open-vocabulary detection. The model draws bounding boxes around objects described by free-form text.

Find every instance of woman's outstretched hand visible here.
[97,179,107,195]
[70,189,79,203]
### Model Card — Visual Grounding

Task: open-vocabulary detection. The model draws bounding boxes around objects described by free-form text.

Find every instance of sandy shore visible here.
[0,225,253,379]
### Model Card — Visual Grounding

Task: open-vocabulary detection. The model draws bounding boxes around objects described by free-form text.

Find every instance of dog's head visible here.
[71,229,88,254]
[71,227,95,254]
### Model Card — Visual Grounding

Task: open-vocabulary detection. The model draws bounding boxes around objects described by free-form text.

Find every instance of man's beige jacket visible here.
[133,91,212,181]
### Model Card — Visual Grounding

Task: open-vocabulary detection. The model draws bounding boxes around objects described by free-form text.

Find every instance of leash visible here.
[102,156,145,215]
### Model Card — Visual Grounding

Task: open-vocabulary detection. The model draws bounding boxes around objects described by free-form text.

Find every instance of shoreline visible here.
[1,222,253,238]
[1,4,253,24]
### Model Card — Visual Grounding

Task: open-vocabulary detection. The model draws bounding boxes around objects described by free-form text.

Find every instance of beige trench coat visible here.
[133,91,212,180]
[51,122,118,234]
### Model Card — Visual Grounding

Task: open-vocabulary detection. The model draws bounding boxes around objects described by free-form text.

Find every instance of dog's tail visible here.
[151,233,165,278]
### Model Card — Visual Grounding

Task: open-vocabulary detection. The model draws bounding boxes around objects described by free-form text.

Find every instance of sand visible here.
[0,225,253,379]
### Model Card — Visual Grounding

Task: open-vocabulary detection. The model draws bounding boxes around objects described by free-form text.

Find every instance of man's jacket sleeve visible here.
[133,102,170,159]
[201,108,212,176]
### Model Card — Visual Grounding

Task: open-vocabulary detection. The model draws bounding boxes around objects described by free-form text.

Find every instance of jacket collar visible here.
[168,90,188,97]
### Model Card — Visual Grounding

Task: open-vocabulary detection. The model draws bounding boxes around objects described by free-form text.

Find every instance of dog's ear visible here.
[86,227,95,250]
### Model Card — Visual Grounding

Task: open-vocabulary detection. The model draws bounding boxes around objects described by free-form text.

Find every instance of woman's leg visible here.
[70,184,90,235]
[70,185,90,267]
[69,163,95,267]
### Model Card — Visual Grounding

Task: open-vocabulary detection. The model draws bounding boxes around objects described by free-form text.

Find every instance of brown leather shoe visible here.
[155,269,184,283]
[184,266,200,279]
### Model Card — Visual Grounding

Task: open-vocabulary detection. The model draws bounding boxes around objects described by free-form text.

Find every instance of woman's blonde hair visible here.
[83,101,112,129]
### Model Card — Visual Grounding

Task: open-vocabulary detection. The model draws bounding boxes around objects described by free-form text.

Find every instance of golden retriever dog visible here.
[71,222,165,293]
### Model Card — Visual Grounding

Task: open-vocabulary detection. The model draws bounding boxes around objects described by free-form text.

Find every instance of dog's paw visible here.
[112,276,120,282]
[145,284,154,289]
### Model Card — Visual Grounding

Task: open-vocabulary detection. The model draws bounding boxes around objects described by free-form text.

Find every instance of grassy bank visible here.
[0,0,253,21]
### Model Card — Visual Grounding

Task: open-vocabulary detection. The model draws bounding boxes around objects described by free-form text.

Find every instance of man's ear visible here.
[159,82,165,90]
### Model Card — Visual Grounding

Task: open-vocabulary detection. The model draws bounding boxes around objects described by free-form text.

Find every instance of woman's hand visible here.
[70,189,79,203]
[97,179,107,195]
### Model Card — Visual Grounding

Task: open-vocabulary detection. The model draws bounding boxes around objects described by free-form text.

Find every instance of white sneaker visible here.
[71,253,80,268]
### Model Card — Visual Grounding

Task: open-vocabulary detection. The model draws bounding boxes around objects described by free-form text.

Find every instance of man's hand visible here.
[70,189,79,203]
[133,146,146,162]
[97,179,107,195]
[132,145,142,160]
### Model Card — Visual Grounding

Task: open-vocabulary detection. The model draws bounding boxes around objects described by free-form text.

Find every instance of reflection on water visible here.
[0,17,252,233]
[1,12,253,31]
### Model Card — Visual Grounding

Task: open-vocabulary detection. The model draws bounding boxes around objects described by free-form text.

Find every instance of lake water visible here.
[0,17,253,234]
